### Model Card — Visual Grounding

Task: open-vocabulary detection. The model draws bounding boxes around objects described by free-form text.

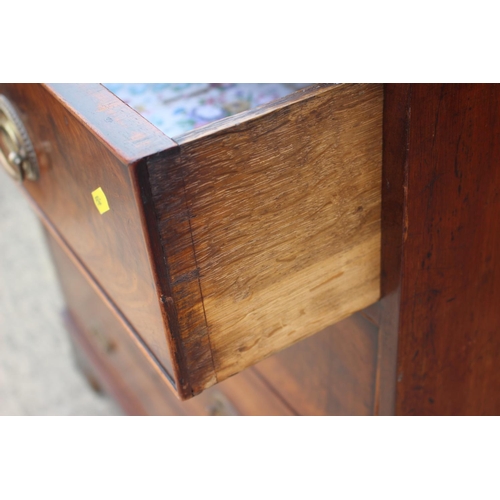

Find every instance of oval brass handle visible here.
[0,94,39,182]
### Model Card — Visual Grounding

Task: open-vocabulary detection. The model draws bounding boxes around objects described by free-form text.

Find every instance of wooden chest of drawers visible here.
[2,83,500,415]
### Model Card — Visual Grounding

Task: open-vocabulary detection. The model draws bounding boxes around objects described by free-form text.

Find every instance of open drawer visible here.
[0,83,382,399]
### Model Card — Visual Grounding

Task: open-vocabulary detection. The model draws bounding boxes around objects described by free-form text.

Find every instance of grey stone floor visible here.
[0,167,122,415]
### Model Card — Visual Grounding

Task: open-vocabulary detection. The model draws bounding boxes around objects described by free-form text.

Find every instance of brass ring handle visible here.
[0,95,39,182]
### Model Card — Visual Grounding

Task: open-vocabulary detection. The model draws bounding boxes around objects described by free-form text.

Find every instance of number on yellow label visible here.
[91,187,110,214]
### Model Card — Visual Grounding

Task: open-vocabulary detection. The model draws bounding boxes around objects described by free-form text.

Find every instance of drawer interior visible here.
[103,83,312,138]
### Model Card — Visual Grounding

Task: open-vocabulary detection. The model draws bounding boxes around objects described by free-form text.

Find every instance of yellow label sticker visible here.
[91,187,110,215]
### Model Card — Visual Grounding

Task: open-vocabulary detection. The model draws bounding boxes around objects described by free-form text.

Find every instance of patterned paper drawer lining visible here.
[103,83,311,138]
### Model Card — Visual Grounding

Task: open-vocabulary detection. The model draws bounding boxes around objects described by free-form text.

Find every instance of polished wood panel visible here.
[149,83,383,396]
[394,84,500,415]
[0,83,177,379]
[45,84,177,162]
[46,227,293,416]
[38,208,175,389]
[66,312,149,416]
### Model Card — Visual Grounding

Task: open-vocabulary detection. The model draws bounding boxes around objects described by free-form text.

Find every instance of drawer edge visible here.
[43,83,178,164]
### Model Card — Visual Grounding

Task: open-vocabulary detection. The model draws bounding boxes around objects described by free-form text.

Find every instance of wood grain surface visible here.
[393,84,500,415]
[48,229,293,416]
[0,84,178,380]
[149,83,383,396]
[254,310,379,415]
[39,213,175,388]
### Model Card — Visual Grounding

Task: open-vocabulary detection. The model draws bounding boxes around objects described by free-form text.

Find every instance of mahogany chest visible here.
[2,83,499,415]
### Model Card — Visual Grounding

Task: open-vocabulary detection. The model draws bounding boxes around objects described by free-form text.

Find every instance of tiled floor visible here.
[0,167,122,415]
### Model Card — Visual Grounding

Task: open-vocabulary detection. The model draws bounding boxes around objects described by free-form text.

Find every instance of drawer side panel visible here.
[150,83,383,393]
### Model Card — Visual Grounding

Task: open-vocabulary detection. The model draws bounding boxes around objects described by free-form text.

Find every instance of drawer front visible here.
[46,228,292,416]
[0,84,177,378]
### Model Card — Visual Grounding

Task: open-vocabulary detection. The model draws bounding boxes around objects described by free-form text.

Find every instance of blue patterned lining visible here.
[103,83,311,138]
